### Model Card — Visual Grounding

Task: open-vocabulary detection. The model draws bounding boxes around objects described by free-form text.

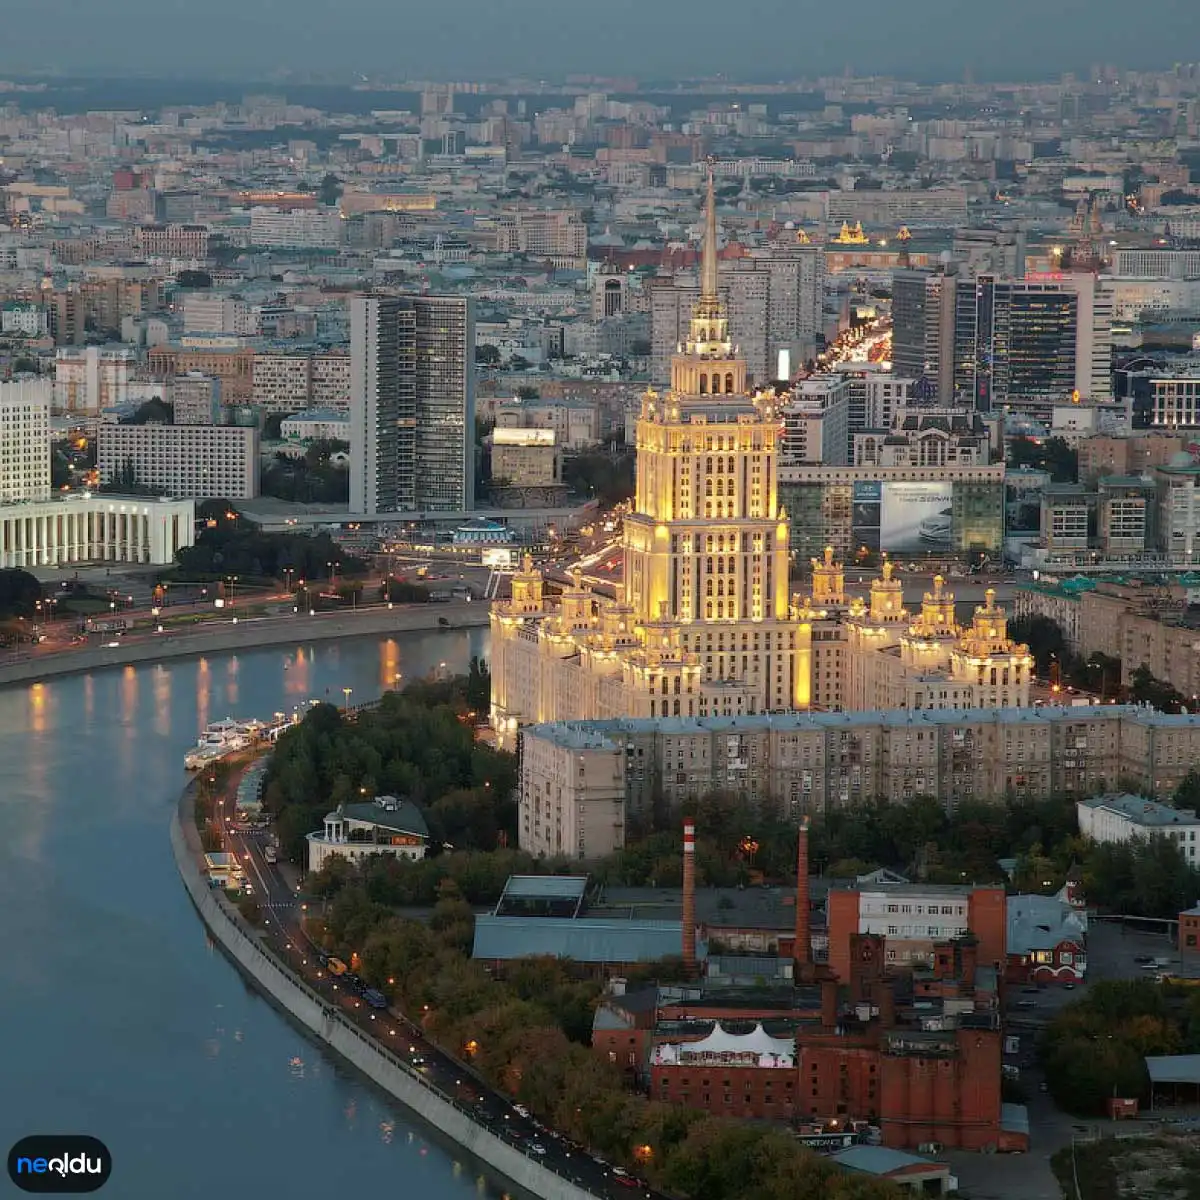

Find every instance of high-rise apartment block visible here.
[0,379,51,502]
[349,294,475,515]
[171,373,221,425]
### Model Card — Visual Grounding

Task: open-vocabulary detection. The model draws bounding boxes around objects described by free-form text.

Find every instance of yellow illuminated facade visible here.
[833,556,1034,712]
[490,173,819,748]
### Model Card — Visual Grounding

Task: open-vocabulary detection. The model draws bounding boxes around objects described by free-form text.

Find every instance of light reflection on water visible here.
[0,630,503,1200]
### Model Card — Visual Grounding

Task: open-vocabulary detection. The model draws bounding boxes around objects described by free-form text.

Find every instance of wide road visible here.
[227,818,656,1199]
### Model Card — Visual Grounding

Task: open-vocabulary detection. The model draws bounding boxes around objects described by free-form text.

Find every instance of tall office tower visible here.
[490,175,813,749]
[350,294,475,515]
[0,379,51,503]
[957,275,1111,419]
[891,268,956,401]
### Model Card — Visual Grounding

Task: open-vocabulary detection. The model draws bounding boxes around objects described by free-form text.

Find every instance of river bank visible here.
[0,601,488,689]
[169,785,597,1200]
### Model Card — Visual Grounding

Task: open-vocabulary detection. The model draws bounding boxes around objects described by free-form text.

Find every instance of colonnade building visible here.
[0,378,194,569]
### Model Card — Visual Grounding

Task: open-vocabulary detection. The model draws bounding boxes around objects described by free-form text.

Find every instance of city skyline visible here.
[4,1,1200,84]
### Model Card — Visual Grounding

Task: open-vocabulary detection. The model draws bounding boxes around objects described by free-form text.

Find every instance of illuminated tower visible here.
[622,167,812,716]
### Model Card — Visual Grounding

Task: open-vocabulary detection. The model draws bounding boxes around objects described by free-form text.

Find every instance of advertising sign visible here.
[879,483,954,553]
[851,480,882,552]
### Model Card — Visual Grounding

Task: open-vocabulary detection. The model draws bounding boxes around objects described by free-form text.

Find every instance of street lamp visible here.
[342,687,353,711]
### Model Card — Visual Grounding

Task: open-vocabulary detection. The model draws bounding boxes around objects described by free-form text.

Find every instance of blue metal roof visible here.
[831,1146,939,1175]
[472,915,705,964]
[500,875,588,901]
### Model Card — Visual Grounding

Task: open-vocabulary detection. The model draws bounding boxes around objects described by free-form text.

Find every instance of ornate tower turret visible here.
[810,545,846,608]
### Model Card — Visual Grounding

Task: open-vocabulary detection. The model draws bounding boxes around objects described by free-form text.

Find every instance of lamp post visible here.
[342,687,353,712]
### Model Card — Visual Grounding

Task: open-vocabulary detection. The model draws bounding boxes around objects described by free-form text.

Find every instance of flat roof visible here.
[472,915,700,965]
[500,875,588,901]
[1079,793,1200,828]
[831,1146,942,1176]
[1147,1055,1200,1084]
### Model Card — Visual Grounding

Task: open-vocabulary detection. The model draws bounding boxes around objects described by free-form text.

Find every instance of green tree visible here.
[317,173,343,206]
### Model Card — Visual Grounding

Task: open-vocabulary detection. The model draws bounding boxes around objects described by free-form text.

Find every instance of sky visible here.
[2,0,1200,83]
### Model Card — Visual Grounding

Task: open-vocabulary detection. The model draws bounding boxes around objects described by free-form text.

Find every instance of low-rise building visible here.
[491,427,561,488]
[1006,894,1087,984]
[305,798,428,873]
[279,409,350,444]
[1077,793,1200,865]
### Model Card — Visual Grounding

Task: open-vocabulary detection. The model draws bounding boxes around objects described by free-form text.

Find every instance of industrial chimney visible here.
[682,821,697,974]
[794,816,811,975]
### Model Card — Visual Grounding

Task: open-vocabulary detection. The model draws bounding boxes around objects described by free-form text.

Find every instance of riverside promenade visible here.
[170,785,599,1200]
[0,601,488,689]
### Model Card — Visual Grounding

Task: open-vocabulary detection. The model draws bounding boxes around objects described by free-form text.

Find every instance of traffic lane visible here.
[246,860,655,1196]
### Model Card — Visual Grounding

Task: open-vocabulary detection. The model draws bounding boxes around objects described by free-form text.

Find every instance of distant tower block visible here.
[682,821,697,974]
[777,349,791,382]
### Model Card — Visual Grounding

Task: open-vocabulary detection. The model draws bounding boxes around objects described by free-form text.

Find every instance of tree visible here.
[475,344,501,366]
[1175,768,1200,810]
[515,384,540,399]
[123,397,174,426]
[1009,615,1068,676]
[317,173,343,207]
[0,568,43,618]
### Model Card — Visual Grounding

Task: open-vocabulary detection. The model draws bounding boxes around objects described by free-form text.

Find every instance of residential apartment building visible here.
[649,239,824,387]
[53,346,137,415]
[182,293,256,337]
[516,705,1200,842]
[1077,793,1200,866]
[249,206,343,249]
[780,376,850,466]
[1077,432,1188,482]
[0,379,51,502]
[147,344,255,405]
[171,373,221,425]
[518,722,626,859]
[134,224,210,260]
[97,423,259,499]
[349,293,474,514]
[253,352,314,413]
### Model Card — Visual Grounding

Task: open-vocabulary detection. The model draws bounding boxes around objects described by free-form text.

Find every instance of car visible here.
[1063,983,1076,990]
[410,1055,428,1066]
[611,1171,642,1190]
[1039,1082,1049,1093]
[1134,955,1154,965]
[527,1143,547,1157]
[1015,1000,1036,1009]
[513,1104,530,1118]
[918,508,953,545]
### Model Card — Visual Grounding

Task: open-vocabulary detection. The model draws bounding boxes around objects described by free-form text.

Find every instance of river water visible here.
[0,628,499,1198]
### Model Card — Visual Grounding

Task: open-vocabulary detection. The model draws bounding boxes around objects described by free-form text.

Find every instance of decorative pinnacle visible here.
[701,161,719,302]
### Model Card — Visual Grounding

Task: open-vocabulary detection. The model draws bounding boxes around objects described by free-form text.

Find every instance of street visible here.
[225,821,655,1200]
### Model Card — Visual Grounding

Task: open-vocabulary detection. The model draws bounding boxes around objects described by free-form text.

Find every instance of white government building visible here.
[0,379,195,568]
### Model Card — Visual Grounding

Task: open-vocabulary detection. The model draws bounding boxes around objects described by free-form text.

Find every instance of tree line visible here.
[312,880,899,1200]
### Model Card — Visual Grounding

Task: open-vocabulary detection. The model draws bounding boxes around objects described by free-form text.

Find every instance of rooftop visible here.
[1079,793,1200,828]
[472,915,701,965]
[830,1146,943,1177]
[328,798,430,839]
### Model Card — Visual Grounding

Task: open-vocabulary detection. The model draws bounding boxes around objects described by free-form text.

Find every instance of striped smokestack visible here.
[682,821,696,974]
[794,816,811,971]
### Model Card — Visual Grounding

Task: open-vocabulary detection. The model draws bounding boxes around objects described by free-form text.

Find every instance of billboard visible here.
[879,482,954,553]
[851,481,882,552]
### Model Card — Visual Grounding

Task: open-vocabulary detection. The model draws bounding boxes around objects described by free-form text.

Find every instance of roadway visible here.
[227,823,653,1199]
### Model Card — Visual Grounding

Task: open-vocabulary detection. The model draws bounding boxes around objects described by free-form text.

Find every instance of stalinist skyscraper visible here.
[489,173,815,749]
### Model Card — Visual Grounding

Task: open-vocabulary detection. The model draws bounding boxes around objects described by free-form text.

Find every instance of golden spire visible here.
[701,162,719,303]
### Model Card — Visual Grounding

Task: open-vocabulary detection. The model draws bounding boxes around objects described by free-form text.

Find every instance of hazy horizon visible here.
[3,0,1200,86]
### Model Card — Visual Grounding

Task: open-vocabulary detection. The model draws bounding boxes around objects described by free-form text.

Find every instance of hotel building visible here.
[490,176,816,749]
[97,423,259,500]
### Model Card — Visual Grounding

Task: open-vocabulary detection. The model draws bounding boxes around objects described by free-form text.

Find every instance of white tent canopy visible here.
[652,1022,796,1068]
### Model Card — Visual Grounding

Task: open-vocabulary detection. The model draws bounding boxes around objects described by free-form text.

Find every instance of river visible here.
[0,628,502,1199]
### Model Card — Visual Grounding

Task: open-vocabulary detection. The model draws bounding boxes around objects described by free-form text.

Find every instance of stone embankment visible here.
[169,788,597,1200]
[0,602,488,689]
